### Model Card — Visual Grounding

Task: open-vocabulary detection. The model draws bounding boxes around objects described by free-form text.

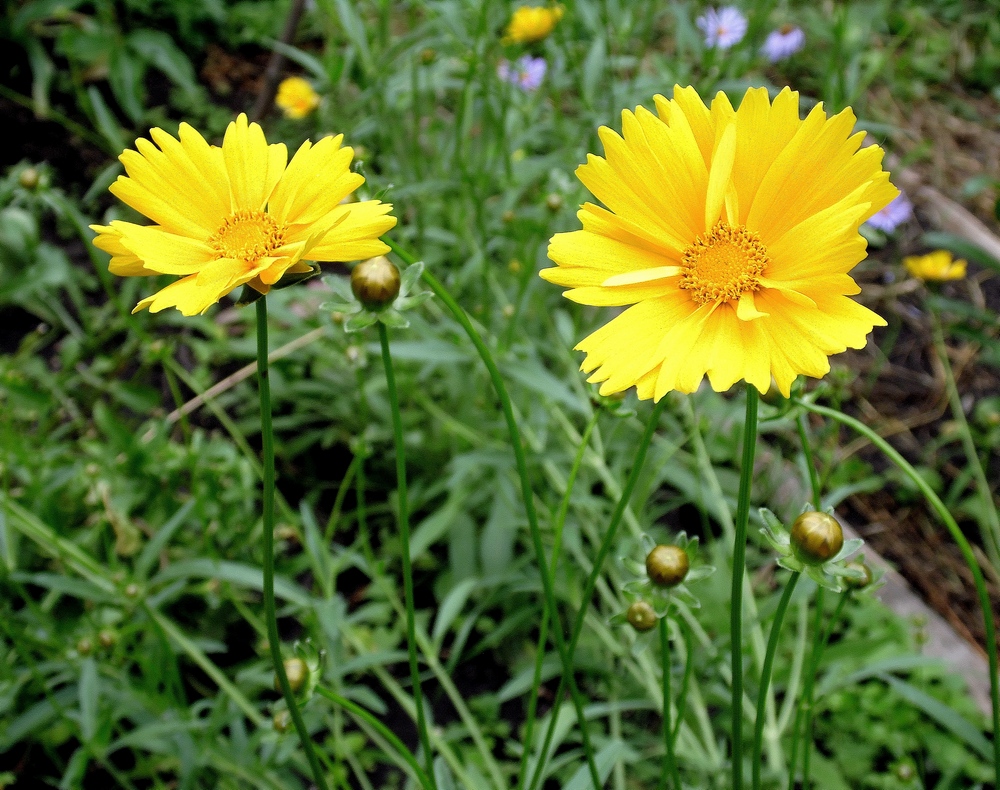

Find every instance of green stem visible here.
[315,686,435,790]
[324,453,359,543]
[731,385,760,789]
[930,311,1000,568]
[388,239,603,790]
[256,298,328,790]
[800,591,846,789]
[659,616,680,790]
[527,398,669,790]
[796,398,1000,787]
[752,571,801,790]
[377,322,436,785]
[672,617,694,745]
[795,414,822,509]
[516,410,600,790]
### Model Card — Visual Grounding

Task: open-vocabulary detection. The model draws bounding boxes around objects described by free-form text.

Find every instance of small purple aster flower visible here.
[761,24,805,62]
[696,6,748,50]
[498,56,547,92]
[865,192,913,233]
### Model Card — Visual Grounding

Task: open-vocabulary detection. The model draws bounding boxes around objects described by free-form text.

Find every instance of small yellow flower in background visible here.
[275,76,321,119]
[504,4,564,44]
[92,113,396,315]
[904,250,966,281]
[541,85,898,399]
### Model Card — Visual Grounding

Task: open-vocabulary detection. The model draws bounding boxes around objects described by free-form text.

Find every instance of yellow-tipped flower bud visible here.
[275,657,309,694]
[790,511,844,565]
[645,544,689,588]
[626,600,658,632]
[351,256,400,308]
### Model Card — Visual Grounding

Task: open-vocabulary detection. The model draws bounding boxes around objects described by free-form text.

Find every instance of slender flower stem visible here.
[659,616,681,790]
[800,592,847,789]
[315,686,435,790]
[795,413,822,509]
[795,398,1000,788]
[787,586,824,790]
[377,322,436,785]
[256,298,328,790]
[388,239,602,790]
[528,398,669,790]
[516,411,600,790]
[930,311,1000,568]
[752,571,801,790]
[731,385,760,789]
[672,617,695,745]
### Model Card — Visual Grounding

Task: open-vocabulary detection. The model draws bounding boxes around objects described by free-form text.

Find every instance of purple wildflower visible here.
[865,192,913,233]
[498,56,547,92]
[696,6,748,50]
[761,25,805,62]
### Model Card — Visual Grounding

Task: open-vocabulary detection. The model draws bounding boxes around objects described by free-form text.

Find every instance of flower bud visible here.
[19,167,39,190]
[76,637,93,656]
[351,256,400,308]
[626,600,657,632]
[790,512,844,565]
[123,583,141,599]
[275,657,309,693]
[273,709,291,732]
[645,544,689,588]
[545,193,563,212]
[98,629,116,649]
[844,560,872,589]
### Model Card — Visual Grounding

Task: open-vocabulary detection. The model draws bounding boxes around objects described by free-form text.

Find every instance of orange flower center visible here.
[680,223,769,304]
[210,211,285,263]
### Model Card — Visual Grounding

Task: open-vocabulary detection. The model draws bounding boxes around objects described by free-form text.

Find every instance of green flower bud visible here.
[275,657,309,694]
[545,193,563,212]
[645,544,689,588]
[844,560,872,589]
[76,637,93,656]
[626,600,657,632]
[98,629,116,649]
[790,511,844,565]
[351,256,400,308]
[19,168,39,190]
[273,709,291,732]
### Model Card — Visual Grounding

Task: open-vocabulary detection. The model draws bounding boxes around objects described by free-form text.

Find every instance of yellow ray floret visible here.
[540,85,898,399]
[91,113,396,316]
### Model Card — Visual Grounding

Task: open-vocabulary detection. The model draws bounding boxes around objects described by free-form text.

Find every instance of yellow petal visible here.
[223,113,287,212]
[704,123,736,231]
[90,223,156,276]
[303,200,396,262]
[114,221,214,275]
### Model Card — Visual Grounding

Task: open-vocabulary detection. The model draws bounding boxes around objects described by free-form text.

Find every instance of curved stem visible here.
[256,298,328,790]
[388,240,603,790]
[516,411,600,790]
[752,571,801,790]
[796,398,1000,788]
[731,385,760,789]
[659,617,680,790]
[377,322,436,785]
[315,686,435,790]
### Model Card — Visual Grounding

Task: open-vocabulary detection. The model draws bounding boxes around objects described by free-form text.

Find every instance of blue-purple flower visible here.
[761,24,805,62]
[498,56,547,92]
[865,191,913,233]
[696,6,748,50]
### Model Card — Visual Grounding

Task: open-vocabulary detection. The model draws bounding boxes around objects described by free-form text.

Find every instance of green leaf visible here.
[86,87,127,154]
[432,577,479,648]
[128,29,201,99]
[344,310,379,332]
[563,739,629,790]
[135,500,195,580]
[78,658,99,742]
[880,673,993,760]
[108,46,146,122]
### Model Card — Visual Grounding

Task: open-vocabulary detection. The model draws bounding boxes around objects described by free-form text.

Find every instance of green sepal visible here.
[344,311,379,333]
[234,284,265,306]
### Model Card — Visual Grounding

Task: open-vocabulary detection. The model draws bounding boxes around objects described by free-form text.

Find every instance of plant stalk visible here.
[659,616,681,790]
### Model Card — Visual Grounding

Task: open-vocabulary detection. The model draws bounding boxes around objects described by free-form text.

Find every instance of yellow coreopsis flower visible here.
[91,114,395,315]
[275,76,321,119]
[541,86,898,399]
[504,5,564,44]
[904,250,966,281]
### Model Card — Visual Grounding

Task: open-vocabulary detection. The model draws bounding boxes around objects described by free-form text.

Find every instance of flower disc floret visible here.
[91,113,396,316]
[541,85,898,399]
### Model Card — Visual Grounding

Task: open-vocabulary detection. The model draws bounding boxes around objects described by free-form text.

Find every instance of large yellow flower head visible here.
[91,114,396,316]
[504,5,564,44]
[541,86,898,399]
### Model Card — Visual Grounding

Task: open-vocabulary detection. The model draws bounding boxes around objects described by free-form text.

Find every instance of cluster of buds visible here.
[612,532,714,643]
[760,509,875,591]
[322,257,431,332]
